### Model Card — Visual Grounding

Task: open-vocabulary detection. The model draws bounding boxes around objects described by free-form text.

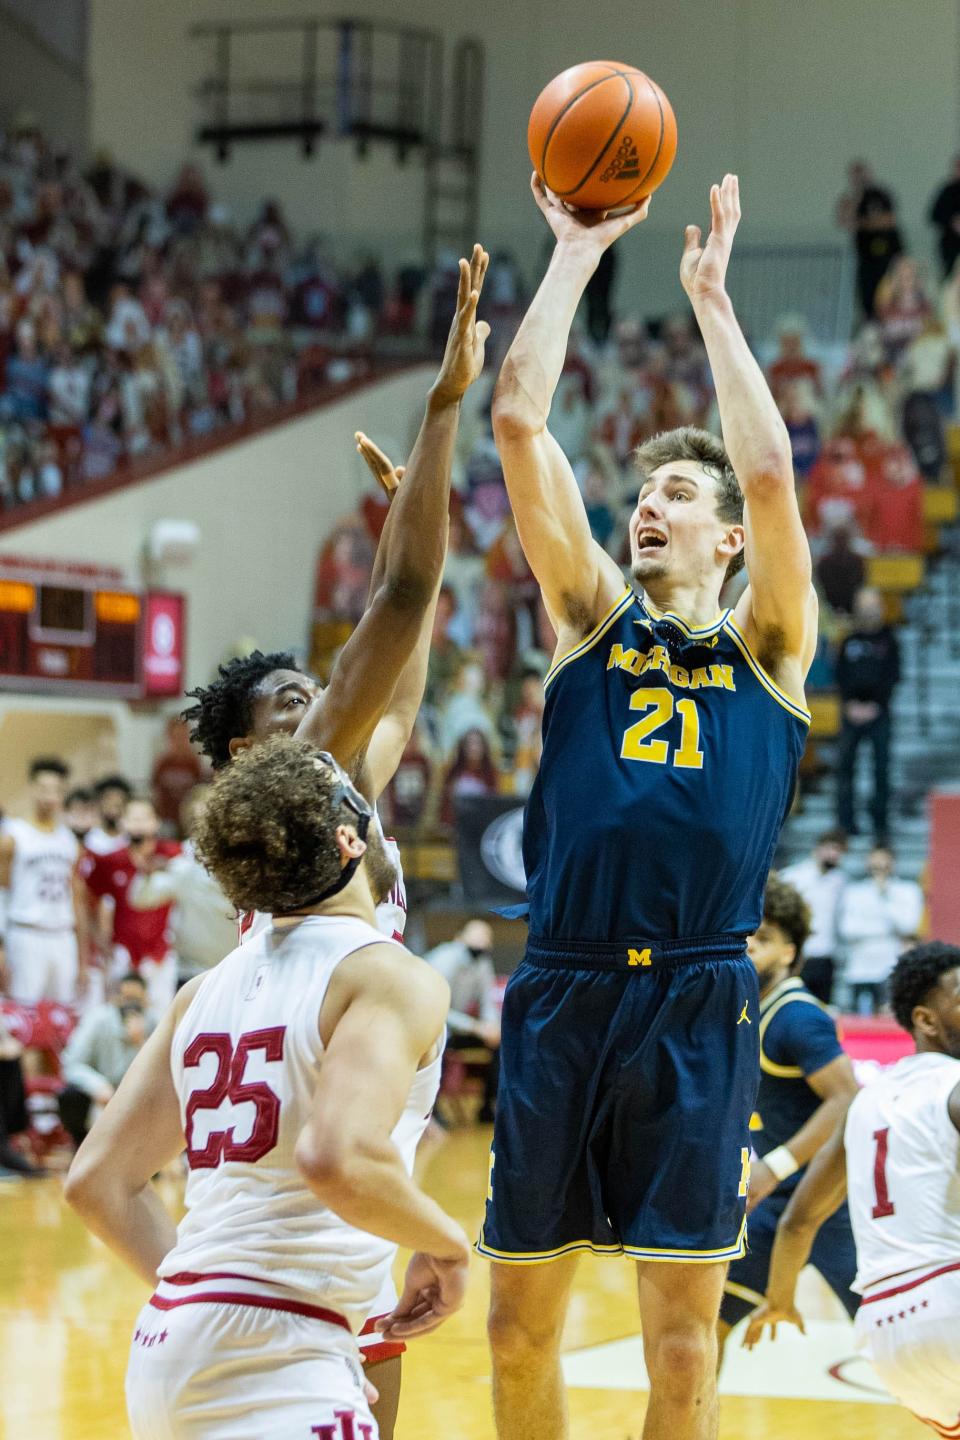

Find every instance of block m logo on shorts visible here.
[628,948,652,967]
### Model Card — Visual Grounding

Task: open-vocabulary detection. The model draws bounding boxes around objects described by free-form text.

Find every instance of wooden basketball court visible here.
[0,1126,918,1439]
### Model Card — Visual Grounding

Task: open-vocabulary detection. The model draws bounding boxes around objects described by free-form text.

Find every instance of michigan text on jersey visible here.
[606,642,736,691]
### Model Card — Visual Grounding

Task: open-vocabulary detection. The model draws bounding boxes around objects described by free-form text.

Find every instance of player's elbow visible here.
[64,1147,108,1218]
[737,449,795,497]
[375,571,435,617]
[491,375,545,442]
[294,1128,358,1200]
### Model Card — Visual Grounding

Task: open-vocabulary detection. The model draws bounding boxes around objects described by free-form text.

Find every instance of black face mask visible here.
[467,946,490,960]
[820,857,839,871]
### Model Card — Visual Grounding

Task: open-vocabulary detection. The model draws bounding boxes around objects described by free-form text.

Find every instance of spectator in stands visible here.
[780,378,821,479]
[128,786,236,986]
[166,163,209,235]
[58,972,153,1148]
[151,717,205,831]
[382,724,434,832]
[780,829,849,1004]
[425,918,501,1122]
[85,775,132,855]
[437,656,496,755]
[767,316,822,402]
[815,522,866,616]
[0,1013,44,1177]
[64,787,96,845]
[440,728,501,828]
[81,796,180,1011]
[510,670,545,797]
[837,847,923,1014]
[425,586,465,710]
[928,154,960,278]
[2,319,48,422]
[874,257,932,364]
[835,160,903,318]
[443,512,486,648]
[834,586,900,843]
[900,315,952,479]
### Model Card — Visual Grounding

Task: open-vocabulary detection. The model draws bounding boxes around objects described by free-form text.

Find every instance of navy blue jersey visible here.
[523,589,809,943]
[755,975,845,1190]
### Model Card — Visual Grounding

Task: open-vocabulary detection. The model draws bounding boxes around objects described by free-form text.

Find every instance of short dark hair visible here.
[65,786,94,807]
[763,874,811,962]
[889,942,960,1034]
[118,971,146,990]
[29,756,69,781]
[181,650,297,770]
[94,774,132,799]
[633,426,745,579]
[194,735,359,913]
[816,827,848,848]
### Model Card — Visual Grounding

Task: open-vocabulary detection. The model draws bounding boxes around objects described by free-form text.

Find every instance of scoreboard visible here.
[0,555,185,700]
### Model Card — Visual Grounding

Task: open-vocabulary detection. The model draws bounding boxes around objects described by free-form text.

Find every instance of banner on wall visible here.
[455,795,527,906]
[142,592,185,698]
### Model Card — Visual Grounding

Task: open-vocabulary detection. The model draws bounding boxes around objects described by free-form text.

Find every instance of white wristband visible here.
[763,1145,799,1182]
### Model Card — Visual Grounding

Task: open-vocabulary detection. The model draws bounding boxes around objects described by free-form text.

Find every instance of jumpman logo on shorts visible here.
[737,1000,751,1026]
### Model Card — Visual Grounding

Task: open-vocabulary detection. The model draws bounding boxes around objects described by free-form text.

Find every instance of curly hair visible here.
[763,874,811,962]
[193,735,356,914]
[889,941,960,1034]
[633,426,745,579]
[181,650,297,770]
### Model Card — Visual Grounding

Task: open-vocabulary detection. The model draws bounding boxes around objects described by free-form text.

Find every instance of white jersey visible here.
[3,818,79,930]
[239,830,407,949]
[160,914,440,1335]
[83,825,127,856]
[845,1051,960,1292]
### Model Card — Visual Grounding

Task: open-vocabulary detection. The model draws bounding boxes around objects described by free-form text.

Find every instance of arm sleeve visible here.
[764,999,844,1077]
[61,1011,111,1096]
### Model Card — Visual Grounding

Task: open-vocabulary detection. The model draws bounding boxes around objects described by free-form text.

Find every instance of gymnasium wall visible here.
[4,366,434,690]
[88,0,960,314]
[0,1,88,155]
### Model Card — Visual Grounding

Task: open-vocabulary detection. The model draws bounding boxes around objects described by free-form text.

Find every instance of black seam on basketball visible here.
[618,76,666,204]
[541,73,634,196]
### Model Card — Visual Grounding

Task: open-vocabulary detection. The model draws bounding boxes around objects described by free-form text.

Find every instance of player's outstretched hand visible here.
[355,431,405,498]
[742,1296,806,1350]
[680,173,742,304]
[531,171,650,254]
[374,1249,470,1340]
[432,243,491,405]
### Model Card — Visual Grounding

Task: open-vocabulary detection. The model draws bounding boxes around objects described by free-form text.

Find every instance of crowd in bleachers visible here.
[0,116,459,507]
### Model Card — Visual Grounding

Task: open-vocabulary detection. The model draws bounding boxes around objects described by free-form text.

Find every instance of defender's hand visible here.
[531,172,650,256]
[431,244,491,405]
[355,432,405,498]
[681,173,741,303]
[742,1297,806,1350]
[375,1249,469,1340]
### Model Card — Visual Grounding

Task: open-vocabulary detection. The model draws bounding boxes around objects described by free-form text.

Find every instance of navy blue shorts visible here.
[477,934,759,1265]
[721,1190,859,1324]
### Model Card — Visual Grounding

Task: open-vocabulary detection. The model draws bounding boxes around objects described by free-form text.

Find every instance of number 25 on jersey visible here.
[184,1029,285,1169]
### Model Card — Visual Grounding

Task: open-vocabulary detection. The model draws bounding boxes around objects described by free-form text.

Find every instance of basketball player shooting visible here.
[64,736,468,1440]
[745,941,960,1435]
[481,174,817,1440]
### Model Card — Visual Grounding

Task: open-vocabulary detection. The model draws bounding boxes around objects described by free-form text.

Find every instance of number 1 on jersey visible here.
[871,1126,896,1219]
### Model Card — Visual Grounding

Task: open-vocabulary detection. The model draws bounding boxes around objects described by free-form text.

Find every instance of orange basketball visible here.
[527,61,677,211]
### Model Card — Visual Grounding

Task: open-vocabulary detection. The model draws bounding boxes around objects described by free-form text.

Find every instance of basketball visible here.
[527,61,677,211]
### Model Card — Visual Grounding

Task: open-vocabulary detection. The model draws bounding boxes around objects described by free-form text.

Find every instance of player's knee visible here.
[645,1326,716,1400]
[487,1296,564,1366]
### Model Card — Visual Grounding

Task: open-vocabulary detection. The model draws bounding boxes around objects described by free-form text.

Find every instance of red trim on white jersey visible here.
[358,1313,406,1364]
[151,1272,350,1329]
[859,1259,960,1306]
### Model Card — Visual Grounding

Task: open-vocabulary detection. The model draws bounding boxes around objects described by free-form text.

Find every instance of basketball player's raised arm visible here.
[296,946,471,1334]
[491,176,646,634]
[682,176,816,684]
[64,977,204,1287]
[742,1117,849,1349]
[296,248,488,771]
